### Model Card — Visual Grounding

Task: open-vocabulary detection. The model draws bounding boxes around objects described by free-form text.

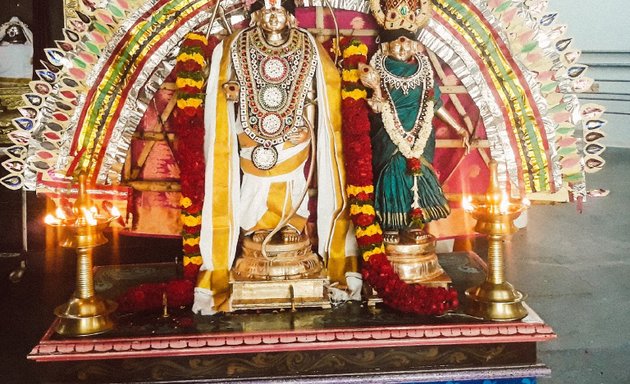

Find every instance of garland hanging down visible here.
[117,32,216,312]
[172,32,217,283]
[340,38,458,315]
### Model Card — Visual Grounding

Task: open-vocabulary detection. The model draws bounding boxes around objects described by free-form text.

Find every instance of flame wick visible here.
[81,207,98,226]
[110,205,121,218]
[44,214,61,225]
[462,195,474,212]
[499,192,510,215]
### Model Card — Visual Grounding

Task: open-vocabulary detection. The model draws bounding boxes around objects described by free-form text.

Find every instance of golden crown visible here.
[370,0,432,32]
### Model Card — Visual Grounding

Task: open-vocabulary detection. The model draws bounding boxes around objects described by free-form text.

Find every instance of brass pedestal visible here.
[384,233,451,288]
[55,240,118,336]
[466,281,528,322]
[233,236,323,280]
[463,159,528,321]
[369,232,451,306]
[231,235,330,310]
[54,296,118,336]
[231,272,331,310]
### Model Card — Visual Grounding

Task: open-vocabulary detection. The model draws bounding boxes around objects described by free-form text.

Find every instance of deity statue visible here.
[359,0,470,284]
[0,17,33,79]
[1,22,27,45]
[194,0,359,314]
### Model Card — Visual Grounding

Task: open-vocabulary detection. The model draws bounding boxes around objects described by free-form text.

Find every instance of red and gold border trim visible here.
[29,318,555,362]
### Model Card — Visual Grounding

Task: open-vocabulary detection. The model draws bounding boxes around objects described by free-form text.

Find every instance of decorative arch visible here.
[4,0,599,203]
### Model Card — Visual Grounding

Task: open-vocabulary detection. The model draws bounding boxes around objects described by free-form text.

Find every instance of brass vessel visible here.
[45,175,118,336]
[384,233,451,288]
[463,160,528,321]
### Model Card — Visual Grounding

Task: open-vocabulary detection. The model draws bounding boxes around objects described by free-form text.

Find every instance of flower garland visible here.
[118,279,194,313]
[340,38,458,315]
[380,100,433,159]
[173,32,217,282]
[116,33,217,312]
[373,51,435,160]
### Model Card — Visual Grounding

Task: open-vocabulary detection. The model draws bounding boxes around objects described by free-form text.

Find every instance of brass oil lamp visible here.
[462,160,529,321]
[44,174,119,336]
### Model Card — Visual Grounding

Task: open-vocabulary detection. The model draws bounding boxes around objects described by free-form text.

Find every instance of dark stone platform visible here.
[29,252,554,383]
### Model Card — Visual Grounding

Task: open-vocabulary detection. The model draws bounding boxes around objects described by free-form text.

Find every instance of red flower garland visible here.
[340,38,459,315]
[118,279,194,313]
[116,33,217,312]
[173,33,218,282]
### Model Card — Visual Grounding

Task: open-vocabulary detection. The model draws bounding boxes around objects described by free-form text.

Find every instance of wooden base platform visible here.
[28,252,555,383]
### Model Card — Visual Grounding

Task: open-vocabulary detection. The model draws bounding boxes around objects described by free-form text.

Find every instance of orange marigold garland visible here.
[340,38,458,315]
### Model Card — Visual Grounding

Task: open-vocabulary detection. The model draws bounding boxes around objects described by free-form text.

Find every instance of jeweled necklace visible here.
[231,27,317,170]
[371,50,435,159]
[373,50,431,95]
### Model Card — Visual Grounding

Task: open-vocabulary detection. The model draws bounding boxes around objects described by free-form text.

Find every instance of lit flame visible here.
[462,195,474,212]
[44,214,61,225]
[55,207,67,220]
[499,191,510,215]
[110,205,121,218]
[81,207,98,226]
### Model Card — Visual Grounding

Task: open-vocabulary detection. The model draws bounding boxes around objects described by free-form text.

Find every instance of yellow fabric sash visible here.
[195,35,235,313]
[314,42,358,283]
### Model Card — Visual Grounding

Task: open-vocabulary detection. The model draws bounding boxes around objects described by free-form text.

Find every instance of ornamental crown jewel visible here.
[369,0,432,32]
[265,0,280,9]
[249,0,296,14]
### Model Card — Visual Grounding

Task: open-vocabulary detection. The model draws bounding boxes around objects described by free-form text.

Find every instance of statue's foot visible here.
[281,226,301,243]
[383,231,400,244]
[251,230,271,243]
[406,228,430,244]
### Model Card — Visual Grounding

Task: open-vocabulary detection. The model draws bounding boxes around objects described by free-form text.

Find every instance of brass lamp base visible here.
[54,295,118,337]
[465,281,528,321]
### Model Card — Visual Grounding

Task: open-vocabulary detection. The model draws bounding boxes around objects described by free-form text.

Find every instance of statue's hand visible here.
[358,63,380,90]
[367,97,384,113]
[358,63,384,113]
[287,126,310,145]
[222,81,240,101]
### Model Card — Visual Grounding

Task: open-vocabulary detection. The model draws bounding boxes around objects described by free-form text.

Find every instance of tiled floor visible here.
[505,147,630,384]
[0,148,628,383]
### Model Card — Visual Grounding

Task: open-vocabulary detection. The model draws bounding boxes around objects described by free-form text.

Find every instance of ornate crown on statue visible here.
[370,0,432,32]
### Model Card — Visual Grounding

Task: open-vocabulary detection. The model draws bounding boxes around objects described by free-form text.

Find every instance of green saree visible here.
[371,56,450,231]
